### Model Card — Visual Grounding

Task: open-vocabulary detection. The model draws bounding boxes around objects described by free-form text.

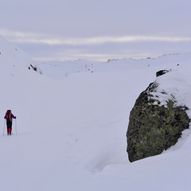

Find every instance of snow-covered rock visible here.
[127,81,190,162]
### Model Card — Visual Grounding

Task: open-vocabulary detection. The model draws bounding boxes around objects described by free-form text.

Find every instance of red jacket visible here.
[4,111,16,122]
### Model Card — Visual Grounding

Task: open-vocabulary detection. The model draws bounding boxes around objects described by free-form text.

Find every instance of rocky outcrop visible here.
[28,64,42,74]
[127,82,190,162]
[156,70,169,77]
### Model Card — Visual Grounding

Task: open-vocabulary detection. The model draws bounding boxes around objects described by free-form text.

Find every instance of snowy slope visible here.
[0,38,191,191]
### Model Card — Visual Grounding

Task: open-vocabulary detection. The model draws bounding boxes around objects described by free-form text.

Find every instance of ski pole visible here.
[15,119,17,135]
[3,119,6,136]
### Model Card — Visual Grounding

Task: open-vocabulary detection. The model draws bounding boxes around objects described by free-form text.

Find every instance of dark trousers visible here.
[6,121,12,135]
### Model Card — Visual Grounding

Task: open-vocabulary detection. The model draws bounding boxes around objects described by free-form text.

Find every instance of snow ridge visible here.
[0,37,191,191]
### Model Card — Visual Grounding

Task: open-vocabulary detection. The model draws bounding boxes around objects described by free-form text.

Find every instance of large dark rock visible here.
[127,82,190,162]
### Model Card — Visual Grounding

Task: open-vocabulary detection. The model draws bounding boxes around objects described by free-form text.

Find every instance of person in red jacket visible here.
[4,110,16,135]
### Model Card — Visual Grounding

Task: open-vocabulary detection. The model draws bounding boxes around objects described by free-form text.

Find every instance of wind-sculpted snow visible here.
[0,38,191,191]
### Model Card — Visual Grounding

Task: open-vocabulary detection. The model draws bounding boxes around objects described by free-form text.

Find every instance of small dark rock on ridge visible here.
[156,70,169,77]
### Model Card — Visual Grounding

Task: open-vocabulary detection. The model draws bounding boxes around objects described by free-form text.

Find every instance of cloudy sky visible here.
[1,0,191,61]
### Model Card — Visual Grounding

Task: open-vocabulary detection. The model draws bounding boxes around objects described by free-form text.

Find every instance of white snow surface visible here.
[0,37,191,191]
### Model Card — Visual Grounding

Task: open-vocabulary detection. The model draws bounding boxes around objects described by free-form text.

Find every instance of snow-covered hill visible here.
[0,37,191,191]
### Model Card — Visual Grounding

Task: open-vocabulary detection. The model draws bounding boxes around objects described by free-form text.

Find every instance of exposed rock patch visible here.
[156,69,169,77]
[127,82,190,162]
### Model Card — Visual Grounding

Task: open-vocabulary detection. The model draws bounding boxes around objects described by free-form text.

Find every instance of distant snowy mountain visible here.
[0,38,191,191]
[38,53,191,79]
[0,36,41,75]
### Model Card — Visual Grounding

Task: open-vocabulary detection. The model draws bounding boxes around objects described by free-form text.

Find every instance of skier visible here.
[4,110,16,135]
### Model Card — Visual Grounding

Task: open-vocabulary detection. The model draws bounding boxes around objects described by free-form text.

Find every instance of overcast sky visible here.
[1,0,191,61]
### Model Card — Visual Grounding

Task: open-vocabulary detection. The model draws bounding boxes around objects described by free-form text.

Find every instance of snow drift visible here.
[0,36,191,191]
